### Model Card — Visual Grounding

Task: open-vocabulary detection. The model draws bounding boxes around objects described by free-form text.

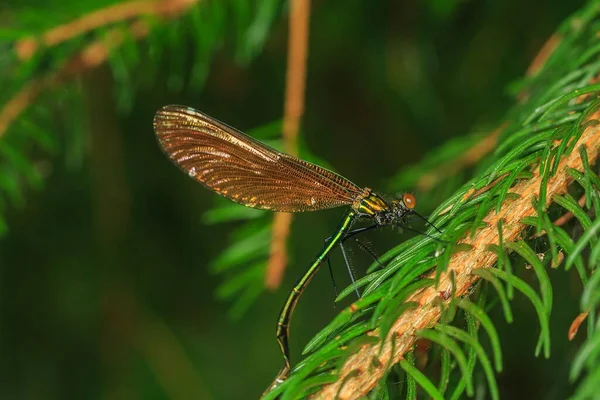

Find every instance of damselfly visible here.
[153,105,434,392]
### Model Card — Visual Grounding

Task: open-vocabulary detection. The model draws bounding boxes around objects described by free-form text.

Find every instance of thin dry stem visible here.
[314,109,600,399]
[526,33,562,77]
[266,0,311,290]
[0,79,45,139]
[417,125,504,191]
[553,194,587,227]
[416,31,565,192]
[568,311,590,340]
[267,213,293,289]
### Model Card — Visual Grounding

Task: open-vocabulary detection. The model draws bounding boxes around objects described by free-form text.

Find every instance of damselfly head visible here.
[389,193,417,216]
[376,193,416,227]
[389,193,444,238]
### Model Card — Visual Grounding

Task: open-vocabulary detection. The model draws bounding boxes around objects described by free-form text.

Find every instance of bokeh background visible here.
[0,0,588,399]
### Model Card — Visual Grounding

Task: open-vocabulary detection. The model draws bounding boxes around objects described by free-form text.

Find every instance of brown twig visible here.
[525,33,562,78]
[0,23,144,139]
[15,0,198,60]
[415,32,565,192]
[530,194,586,240]
[313,107,600,399]
[1,3,196,140]
[553,194,587,227]
[417,125,504,192]
[0,79,46,139]
[568,311,590,340]
[266,0,311,290]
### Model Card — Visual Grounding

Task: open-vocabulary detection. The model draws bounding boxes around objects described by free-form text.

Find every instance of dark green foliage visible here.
[1,0,285,318]
[2,0,600,399]
[0,0,282,214]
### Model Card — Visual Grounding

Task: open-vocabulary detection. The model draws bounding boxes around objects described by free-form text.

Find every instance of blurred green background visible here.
[0,0,588,399]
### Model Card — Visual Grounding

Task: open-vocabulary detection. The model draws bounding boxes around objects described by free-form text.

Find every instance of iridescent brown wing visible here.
[153,105,363,212]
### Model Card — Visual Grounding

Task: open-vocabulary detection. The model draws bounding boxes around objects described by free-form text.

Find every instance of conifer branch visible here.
[314,104,600,399]
[15,0,199,60]
[1,1,198,139]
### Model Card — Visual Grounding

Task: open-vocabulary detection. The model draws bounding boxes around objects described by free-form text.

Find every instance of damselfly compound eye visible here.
[403,193,416,209]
